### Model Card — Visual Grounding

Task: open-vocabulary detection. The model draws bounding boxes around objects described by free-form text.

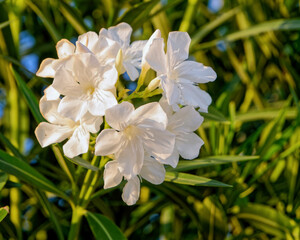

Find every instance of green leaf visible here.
[164,172,231,187]
[191,6,241,48]
[201,106,228,122]
[237,203,300,239]
[0,149,68,200]
[11,66,44,123]
[0,132,26,160]
[85,212,127,240]
[117,0,160,30]
[167,155,259,172]
[0,20,10,29]
[196,18,300,50]
[0,206,9,222]
[0,171,8,191]
[66,156,99,171]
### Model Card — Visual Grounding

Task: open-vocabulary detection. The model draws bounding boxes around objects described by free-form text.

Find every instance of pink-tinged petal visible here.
[106,22,132,47]
[88,89,118,117]
[63,126,89,158]
[175,61,217,83]
[169,106,203,132]
[157,148,179,168]
[77,31,99,51]
[103,161,123,189]
[56,39,75,59]
[167,32,190,69]
[81,112,103,133]
[35,122,73,148]
[142,29,161,67]
[58,96,88,122]
[143,129,175,161]
[122,176,140,206]
[181,83,212,112]
[95,129,123,156]
[105,102,135,131]
[140,154,165,184]
[176,132,204,159]
[144,38,167,73]
[117,139,144,179]
[36,58,56,78]
[130,102,167,130]
[123,62,139,81]
[161,77,180,106]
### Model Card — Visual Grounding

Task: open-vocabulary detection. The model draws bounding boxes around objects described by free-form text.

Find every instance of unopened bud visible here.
[147,77,161,92]
[115,49,124,74]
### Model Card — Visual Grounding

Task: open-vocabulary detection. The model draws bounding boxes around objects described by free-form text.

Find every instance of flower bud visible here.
[146,77,160,92]
[115,48,124,74]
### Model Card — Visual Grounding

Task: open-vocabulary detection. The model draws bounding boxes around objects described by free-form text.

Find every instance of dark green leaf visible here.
[86,212,127,240]
[66,156,99,171]
[0,171,8,191]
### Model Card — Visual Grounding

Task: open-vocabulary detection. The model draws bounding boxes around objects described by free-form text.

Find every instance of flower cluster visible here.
[35,22,216,205]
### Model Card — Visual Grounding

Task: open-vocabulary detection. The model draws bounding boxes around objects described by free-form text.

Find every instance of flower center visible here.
[123,125,139,140]
[85,86,95,96]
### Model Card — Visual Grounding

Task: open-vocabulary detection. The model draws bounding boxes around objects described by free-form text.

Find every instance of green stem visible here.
[67,206,86,240]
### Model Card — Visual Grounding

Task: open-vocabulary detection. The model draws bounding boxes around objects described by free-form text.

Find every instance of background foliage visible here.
[0,0,300,239]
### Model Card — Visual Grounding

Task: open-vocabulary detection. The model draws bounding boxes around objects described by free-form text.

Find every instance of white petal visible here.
[176,132,204,159]
[123,62,139,81]
[44,85,60,101]
[98,66,118,90]
[52,67,83,97]
[35,122,73,147]
[181,83,212,112]
[56,39,75,59]
[156,148,179,168]
[167,32,190,69]
[39,96,71,125]
[36,58,56,78]
[169,106,203,132]
[142,29,161,67]
[159,96,173,117]
[63,126,89,158]
[143,129,175,161]
[117,139,144,179]
[81,112,103,133]
[106,22,132,47]
[105,102,135,131]
[103,161,123,189]
[161,77,180,106]
[140,154,165,184]
[122,176,140,206]
[75,41,92,54]
[126,40,146,59]
[144,38,167,73]
[129,102,167,130]
[58,96,88,122]
[95,129,123,156]
[77,31,99,51]
[88,89,118,117]
[175,61,217,83]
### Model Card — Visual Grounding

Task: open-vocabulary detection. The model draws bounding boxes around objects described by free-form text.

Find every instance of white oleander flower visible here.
[95,101,175,180]
[99,22,147,81]
[145,31,217,112]
[159,97,204,168]
[52,53,118,121]
[103,153,165,205]
[36,32,119,100]
[35,96,102,158]
[141,29,161,70]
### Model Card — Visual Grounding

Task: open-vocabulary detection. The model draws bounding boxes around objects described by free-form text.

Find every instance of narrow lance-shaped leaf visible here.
[11,66,44,123]
[85,212,127,240]
[167,155,259,172]
[165,172,231,187]
[0,207,9,222]
[0,149,68,200]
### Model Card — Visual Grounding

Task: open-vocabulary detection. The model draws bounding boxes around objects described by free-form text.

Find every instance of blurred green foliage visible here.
[0,0,300,239]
